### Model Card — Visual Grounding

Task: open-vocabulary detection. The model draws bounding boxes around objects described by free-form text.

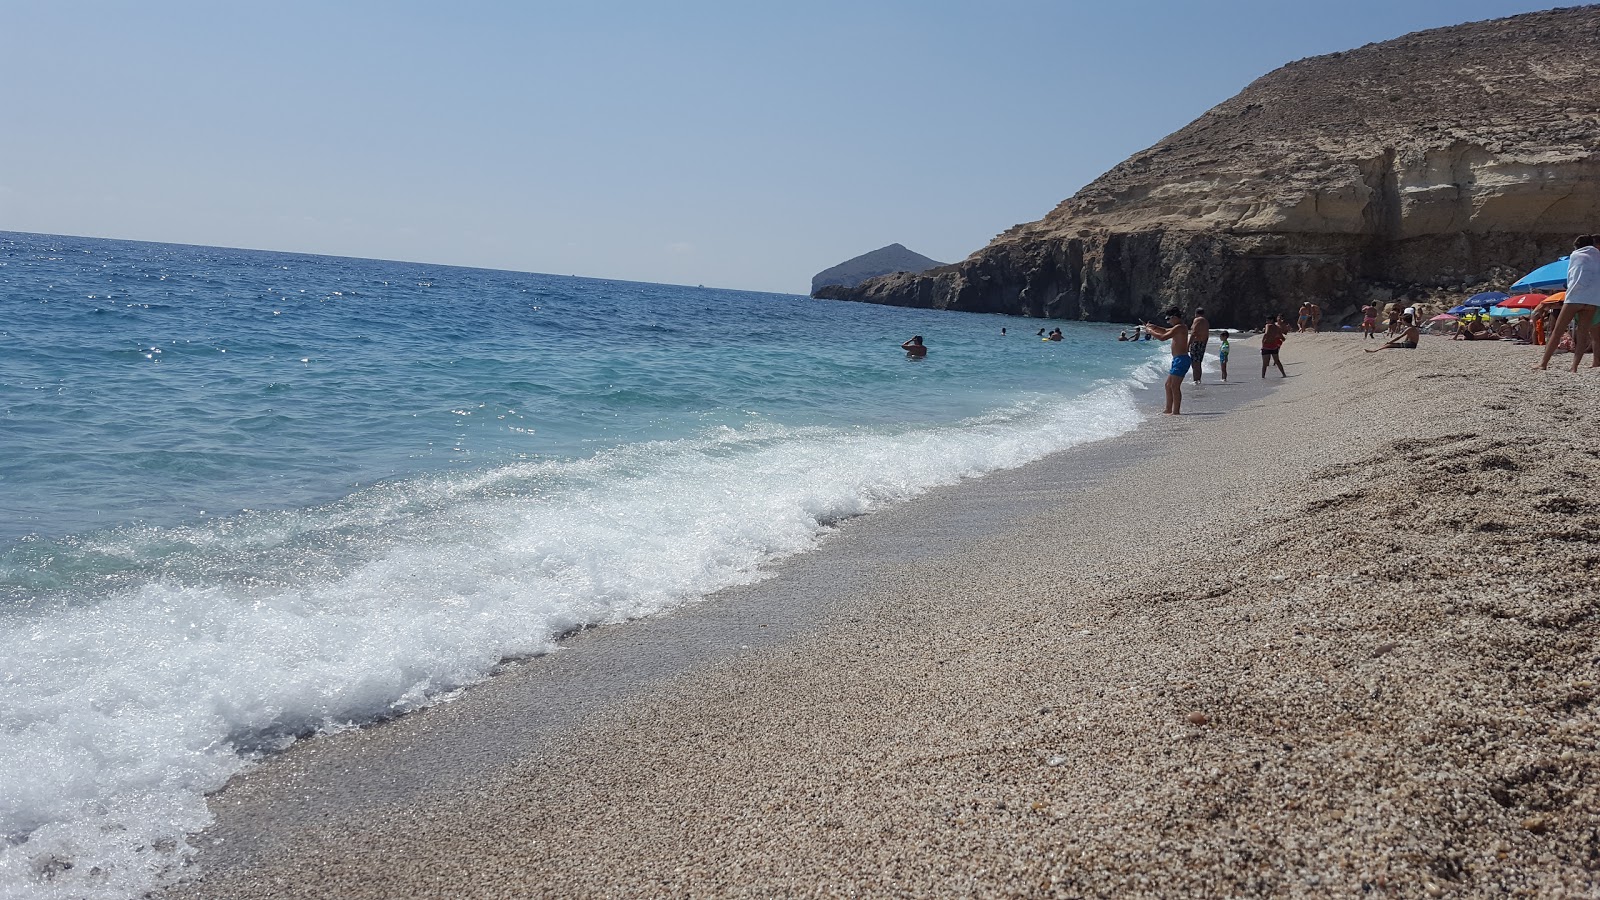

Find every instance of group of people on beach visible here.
[1411,234,1598,370]
[895,235,1599,412]
[1296,302,1323,333]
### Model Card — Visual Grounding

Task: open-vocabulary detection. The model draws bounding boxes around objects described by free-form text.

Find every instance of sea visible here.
[0,231,1164,899]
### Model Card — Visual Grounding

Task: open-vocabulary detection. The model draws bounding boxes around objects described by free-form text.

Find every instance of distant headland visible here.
[810,243,945,296]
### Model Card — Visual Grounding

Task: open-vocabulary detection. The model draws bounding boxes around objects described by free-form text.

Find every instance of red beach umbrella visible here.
[1497,293,1546,309]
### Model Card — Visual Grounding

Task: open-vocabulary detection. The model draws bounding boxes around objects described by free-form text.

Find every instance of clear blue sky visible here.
[0,1,1565,293]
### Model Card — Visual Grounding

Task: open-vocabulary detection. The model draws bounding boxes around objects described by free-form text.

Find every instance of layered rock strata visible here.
[817,7,1600,326]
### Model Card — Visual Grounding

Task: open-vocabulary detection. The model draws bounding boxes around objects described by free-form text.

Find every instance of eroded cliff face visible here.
[817,7,1600,326]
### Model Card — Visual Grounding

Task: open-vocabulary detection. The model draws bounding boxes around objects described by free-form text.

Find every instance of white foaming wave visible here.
[0,377,1147,900]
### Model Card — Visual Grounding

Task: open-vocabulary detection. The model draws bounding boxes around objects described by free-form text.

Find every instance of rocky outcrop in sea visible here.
[815,7,1600,326]
[810,243,945,295]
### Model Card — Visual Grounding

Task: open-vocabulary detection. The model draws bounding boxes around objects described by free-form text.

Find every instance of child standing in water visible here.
[1217,331,1230,381]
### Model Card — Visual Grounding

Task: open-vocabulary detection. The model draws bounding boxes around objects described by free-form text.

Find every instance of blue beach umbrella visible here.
[1487,305,1531,318]
[1511,258,1568,292]
[1447,304,1476,316]
[1465,291,1508,307]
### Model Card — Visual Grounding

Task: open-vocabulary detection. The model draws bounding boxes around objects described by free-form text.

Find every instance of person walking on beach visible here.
[1367,314,1420,351]
[1188,307,1211,384]
[1361,304,1378,339]
[1537,235,1600,371]
[1297,302,1313,333]
[1261,316,1287,377]
[901,335,928,358]
[1217,331,1230,381]
[1143,308,1191,415]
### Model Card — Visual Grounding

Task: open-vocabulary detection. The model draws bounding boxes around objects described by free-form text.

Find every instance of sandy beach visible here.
[166,333,1600,898]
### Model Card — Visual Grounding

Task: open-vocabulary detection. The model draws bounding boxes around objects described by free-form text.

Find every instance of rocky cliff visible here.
[816,7,1600,326]
[810,243,945,294]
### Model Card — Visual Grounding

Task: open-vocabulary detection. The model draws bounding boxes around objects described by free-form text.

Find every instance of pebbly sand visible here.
[166,333,1600,898]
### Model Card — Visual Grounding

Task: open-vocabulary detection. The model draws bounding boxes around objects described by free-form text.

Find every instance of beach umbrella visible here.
[1497,293,1546,309]
[1427,314,1459,323]
[1447,304,1475,316]
[1488,305,1531,318]
[1463,291,1507,308]
[1511,258,1569,292]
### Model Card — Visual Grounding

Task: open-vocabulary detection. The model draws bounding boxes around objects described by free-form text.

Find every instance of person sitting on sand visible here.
[1261,316,1287,377]
[1142,308,1191,414]
[1367,314,1420,351]
[901,335,927,358]
[1537,234,1600,371]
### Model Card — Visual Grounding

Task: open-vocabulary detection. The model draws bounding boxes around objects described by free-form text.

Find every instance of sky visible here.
[0,0,1569,294]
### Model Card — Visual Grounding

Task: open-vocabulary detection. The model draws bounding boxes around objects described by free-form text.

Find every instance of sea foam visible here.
[0,376,1149,899]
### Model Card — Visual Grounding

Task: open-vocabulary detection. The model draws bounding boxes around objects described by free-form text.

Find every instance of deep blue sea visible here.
[0,232,1163,898]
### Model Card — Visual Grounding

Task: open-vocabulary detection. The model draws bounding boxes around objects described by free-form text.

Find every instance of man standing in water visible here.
[1188,307,1211,384]
[1143,308,1191,415]
[901,335,928,358]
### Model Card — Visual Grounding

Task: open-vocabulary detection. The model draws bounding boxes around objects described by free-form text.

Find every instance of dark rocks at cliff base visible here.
[820,7,1600,327]
[810,244,945,296]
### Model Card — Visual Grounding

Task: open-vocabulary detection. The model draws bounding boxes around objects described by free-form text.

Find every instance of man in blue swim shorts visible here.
[1143,307,1191,415]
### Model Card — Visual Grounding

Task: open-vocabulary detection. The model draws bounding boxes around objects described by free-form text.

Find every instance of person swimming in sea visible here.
[1047,328,1063,341]
[901,335,927,358]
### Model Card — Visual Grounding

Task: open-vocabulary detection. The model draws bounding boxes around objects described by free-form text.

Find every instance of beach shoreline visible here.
[166,334,1600,897]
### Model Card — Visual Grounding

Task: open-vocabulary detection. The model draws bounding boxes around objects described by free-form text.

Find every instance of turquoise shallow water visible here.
[0,231,1162,898]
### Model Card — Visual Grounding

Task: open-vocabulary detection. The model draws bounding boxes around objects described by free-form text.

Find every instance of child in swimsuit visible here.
[1217,331,1230,381]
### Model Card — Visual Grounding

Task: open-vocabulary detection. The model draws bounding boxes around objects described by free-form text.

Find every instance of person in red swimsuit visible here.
[1261,316,1287,378]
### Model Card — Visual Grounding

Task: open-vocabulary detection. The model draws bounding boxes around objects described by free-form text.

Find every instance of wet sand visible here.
[168,334,1600,897]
